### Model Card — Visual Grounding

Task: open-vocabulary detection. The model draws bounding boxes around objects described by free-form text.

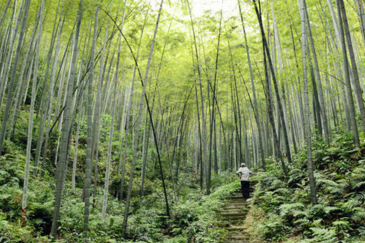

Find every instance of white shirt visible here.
[236,167,253,181]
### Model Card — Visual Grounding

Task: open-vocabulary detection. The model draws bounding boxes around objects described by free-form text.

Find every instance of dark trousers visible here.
[241,181,250,199]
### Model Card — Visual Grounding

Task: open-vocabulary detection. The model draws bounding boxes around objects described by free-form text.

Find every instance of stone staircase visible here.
[216,183,258,243]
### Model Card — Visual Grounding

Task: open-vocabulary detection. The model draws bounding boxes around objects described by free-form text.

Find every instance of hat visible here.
[241,163,246,167]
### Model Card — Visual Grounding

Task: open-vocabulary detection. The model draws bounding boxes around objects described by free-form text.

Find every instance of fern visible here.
[328,186,346,195]
[279,203,305,216]
[353,181,365,190]
[354,192,365,202]
[350,168,365,181]
[310,227,337,243]
[293,218,309,226]
[269,179,287,190]
[312,203,325,212]
[0,219,8,230]
[312,218,324,227]
[316,179,339,187]
[292,209,309,218]
[311,227,330,236]
[351,207,365,222]
[273,188,291,195]
[340,199,361,211]
[324,206,340,214]
[272,195,287,204]
[332,220,350,229]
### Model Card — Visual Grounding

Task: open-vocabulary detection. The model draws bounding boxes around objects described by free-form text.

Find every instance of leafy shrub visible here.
[245,132,365,242]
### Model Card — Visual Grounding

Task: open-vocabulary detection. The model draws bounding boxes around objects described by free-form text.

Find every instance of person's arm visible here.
[249,169,253,177]
[236,169,242,178]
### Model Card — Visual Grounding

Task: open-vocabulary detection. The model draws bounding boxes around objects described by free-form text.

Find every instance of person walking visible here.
[236,163,253,199]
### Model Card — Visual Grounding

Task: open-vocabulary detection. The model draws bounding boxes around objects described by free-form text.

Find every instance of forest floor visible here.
[215,184,260,243]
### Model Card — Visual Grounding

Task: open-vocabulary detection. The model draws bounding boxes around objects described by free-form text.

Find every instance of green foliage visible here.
[245,132,365,242]
[258,213,290,241]
[0,137,238,242]
[165,180,239,243]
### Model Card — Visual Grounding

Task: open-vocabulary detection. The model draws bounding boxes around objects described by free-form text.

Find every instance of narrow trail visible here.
[216,182,258,243]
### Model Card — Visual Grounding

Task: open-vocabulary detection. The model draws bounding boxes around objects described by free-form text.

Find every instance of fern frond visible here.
[354,192,365,202]
[340,199,361,210]
[311,227,329,236]
[310,226,337,242]
[312,204,325,211]
[292,209,309,218]
[312,218,324,227]
[353,181,365,190]
[273,188,291,195]
[316,179,339,187]
[279,203,305,216]
[351,207,365,222]
[293,218,309,226]
[329,187,345,195]
[332,220,351,229]
[324,206,340,214]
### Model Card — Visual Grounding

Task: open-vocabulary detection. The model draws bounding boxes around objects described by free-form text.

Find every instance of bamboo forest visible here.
[2,0,365,242]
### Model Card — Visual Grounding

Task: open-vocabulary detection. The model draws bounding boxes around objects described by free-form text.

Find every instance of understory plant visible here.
[245,132,365,243]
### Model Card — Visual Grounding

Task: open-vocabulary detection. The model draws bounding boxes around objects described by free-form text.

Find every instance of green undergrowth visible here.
[245,132,365,243]
[0,158,239,242]
[0,109,241,242]
[0,138,240,243]
[162,179,240,243]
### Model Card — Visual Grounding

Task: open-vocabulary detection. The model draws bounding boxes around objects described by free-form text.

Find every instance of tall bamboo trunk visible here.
[304,0,330,145]
[21,0,44,222]
[51,0,83,237]
[0,0,31,155]
[340,0,365,137]
[252,0,288,177]
[299,0,317,205]
[102,56,118,220]
[336,0,360,147]
[207,1,222,195]
[122,0,164,236]
[238,0,265,170]
[252,0,292,165]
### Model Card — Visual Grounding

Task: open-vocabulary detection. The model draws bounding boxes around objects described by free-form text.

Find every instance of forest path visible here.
[216,182,259,243]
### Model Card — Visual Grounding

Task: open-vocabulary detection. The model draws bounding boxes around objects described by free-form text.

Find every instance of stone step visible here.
[229,200,249,205]
[218,212,247,216]
[228,198,248,202]
[223,203,246,207]
[226,198,248,203]
[226,240,261,243]
[225,240,251,243]
[222,207,246,211]
[226,234,250,241]
[224,204,248,208]
[225,225,246,231]
[218,215,247,220]
[216,222,230,227]
[219,219,245,224]
[223,205,247,210]
[229,200,252,204]
[228,197,245,200]
[218,210,248,215]
[229,197,250,200]
[219,207,249,212]
[217,212,248,217]
[214,184,258,242]
[226,204,247,208]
